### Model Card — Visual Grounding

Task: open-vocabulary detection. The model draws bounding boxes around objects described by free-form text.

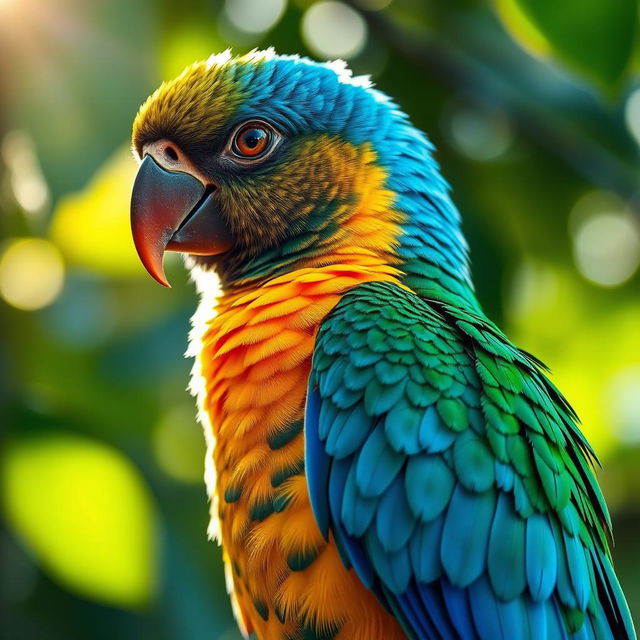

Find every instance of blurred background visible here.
[0,0,639,638]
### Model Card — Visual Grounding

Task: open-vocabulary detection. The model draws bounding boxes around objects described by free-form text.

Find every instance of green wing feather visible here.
[305,281,635,640]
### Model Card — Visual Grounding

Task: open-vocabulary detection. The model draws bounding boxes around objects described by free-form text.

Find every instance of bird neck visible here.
[379,114,479,310]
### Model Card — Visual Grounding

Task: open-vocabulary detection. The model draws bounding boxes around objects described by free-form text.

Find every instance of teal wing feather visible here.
[305,281,635,640]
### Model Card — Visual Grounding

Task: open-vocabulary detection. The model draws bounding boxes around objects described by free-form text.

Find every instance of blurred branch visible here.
[349,2,640,207]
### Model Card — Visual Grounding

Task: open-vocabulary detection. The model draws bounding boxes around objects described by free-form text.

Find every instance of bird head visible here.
[131,49,469,292]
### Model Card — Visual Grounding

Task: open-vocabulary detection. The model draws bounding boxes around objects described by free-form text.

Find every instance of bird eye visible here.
[228,120,279,162]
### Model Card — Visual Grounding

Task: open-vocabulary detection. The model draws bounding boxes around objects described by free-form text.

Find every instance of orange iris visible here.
[234,125,270,157]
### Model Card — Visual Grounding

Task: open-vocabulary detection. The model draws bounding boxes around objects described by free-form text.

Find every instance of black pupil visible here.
[242,128,267,150]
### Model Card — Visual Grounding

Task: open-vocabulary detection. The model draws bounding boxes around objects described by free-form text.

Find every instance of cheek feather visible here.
[223,136,403,255]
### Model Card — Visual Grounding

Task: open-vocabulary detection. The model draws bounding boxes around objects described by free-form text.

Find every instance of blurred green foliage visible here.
[496,0,637,88]
[0,0,639,638]
[2,433,157,607]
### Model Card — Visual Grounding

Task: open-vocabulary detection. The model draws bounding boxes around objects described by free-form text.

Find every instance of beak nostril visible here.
[164,146,179,162]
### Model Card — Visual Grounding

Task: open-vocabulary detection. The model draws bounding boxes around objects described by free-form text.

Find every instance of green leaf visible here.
[1,433,158,608]
[495,0,637,89]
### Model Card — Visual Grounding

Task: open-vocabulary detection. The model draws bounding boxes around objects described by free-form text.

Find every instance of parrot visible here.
[128,49,636,640]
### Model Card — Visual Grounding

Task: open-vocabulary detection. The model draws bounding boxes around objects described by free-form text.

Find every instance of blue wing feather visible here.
[488,492,527,600]
[376,474,417,553]
[415,582,460,639]
[305,387,330,537]
[341,462,377,537]
[525,513,558,601]
[409,517,444,584]
[441,485,495,588]
[441,579,478,639]
[397,582,442,639]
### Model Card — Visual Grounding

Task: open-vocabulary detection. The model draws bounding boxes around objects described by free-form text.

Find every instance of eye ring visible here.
[226,119,281,164]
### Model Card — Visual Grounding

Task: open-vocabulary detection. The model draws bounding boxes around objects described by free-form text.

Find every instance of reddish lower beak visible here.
[130,155,233,286]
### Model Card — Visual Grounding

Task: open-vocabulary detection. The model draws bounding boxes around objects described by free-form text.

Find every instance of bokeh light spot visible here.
[624,88,640,145]
[572,212,640,287]
[507,258,559,320]
[1,131,49,217]
[302,1,367,60]
[0,238,65,311]
[153,405,205,484]
[224,0,286,34]
[605,365,640,444]
[446,104,513,162]
[568,190,625,236]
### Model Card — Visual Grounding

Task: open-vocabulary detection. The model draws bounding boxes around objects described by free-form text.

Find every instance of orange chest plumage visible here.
[194,264,407,640]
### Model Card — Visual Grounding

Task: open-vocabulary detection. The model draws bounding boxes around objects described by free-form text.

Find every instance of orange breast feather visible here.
[195,263,408,640]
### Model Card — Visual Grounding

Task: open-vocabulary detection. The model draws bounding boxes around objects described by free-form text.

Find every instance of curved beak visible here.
[130,155,233,287]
